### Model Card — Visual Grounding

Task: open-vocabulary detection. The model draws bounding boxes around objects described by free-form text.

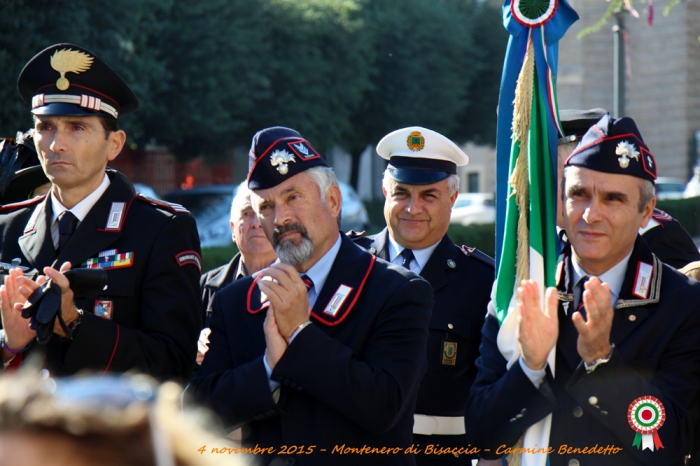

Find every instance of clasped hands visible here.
[517,278,613,371]
[259,263,311,370]
[0,262,79,362]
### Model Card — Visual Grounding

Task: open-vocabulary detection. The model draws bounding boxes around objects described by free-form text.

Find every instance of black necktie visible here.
[559,275,590,368]
[401,249,415,270]
[575,276,590,320]
[57,211,79,253]
[300,275,314,292]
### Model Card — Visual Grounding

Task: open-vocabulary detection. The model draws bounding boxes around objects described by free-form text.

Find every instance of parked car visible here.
[338,181,369,232]
[655,177,685,201]
[685,167,700,198]
[164,181,369,248]
[450,192,495,226]
[164,185,236,249]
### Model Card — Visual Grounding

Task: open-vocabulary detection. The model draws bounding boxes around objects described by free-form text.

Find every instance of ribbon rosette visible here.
[628,396,665,451]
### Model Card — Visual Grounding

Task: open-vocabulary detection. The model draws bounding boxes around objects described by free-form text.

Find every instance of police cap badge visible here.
[247,126,329,190]
[18,43,139,119]
[376,126,468,185]
[566,115,656,183]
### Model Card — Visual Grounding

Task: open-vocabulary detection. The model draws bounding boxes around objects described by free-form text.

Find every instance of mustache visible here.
[273,222,310,245]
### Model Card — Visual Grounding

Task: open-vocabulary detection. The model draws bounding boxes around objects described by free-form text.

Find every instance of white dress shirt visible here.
[50,173,111,248]
[387,233,439,275]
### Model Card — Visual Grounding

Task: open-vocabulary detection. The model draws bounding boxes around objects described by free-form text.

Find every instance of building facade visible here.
[557,0,700,180]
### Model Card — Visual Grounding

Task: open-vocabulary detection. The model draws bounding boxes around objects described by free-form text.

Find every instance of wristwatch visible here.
[66,307,84,340]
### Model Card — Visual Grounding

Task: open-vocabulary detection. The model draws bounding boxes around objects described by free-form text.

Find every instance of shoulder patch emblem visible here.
[461,245,495,268]
[346,229,366,238]
[651,209,672,224]
[0,195,45,214]
[176,250,202,273]
[136,193,190,215]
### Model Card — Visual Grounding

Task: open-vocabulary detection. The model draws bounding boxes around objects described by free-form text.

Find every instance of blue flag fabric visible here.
[494,0,580,264]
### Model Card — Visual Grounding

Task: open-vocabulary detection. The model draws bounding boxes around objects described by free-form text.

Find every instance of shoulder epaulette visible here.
[461,245,495,268]
[652,208,672,223]
[0,195,45,213]
[346,229,366,239]
[135,193,190,215]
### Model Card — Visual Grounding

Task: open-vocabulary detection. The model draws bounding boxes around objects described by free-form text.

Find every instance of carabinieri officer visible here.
[190,126,433,465]
[0,44,201,380]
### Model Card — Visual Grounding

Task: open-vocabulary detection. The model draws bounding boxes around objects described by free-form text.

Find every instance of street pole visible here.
[612,8,626,118]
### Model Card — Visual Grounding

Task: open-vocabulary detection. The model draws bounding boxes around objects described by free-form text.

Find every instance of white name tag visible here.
[106,202,126,230]
[323,284,353,317]
[633,262,653,299]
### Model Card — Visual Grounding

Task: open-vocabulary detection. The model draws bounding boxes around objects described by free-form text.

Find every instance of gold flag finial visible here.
[50,48,94,91]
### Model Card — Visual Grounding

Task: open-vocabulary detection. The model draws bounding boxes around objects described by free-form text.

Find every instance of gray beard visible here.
[276,236,314,265]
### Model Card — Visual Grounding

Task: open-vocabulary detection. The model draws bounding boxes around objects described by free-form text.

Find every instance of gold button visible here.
[588,396,598,406]
[448,323,454,330]
[628,315,637,322]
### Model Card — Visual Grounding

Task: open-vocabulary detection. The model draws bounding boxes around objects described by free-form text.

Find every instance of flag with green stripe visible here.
[492,1,579,465]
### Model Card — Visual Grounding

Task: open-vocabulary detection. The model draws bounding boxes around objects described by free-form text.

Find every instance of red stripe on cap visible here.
[246,137,308,184]
[36,83,120,109]
[566,132,647,165]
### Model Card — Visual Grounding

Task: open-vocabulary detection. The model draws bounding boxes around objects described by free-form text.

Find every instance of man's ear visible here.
[107,130,127,162]
[449,189,458,208]
[326,183,342,217]
[639,196,657,229]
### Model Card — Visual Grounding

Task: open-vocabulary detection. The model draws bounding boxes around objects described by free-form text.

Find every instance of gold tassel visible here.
[507,436,524,466]
[509,38,535,288]
[506,37,535,466]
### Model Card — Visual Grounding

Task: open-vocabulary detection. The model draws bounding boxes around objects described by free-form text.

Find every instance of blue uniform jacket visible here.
[354,229,494,464]
[189,234,433,465]
[467,236,700,465]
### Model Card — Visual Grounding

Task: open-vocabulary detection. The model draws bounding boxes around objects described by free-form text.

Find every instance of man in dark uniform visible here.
[0,129,50,205]
[557,108,700,268]
[200,181,277,327]
[468,115,700,466]
[0,44,201,380]
[189,126,433,466]
[353,127,494,465]
[198,181,276,365]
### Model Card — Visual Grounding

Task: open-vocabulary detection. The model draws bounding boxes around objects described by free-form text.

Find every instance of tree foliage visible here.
[0,0,170,140]
[578,0,689,38]
[0,0,507,176]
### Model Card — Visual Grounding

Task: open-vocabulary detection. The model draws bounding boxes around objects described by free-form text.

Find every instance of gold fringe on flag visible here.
[506,37,535,466]
[509,38,535,289]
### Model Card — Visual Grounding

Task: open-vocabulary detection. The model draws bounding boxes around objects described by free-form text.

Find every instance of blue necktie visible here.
[401,249,415,270]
